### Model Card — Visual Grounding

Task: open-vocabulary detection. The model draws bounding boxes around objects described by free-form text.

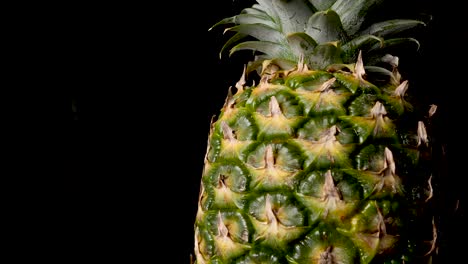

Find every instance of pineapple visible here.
[193,0,439,263]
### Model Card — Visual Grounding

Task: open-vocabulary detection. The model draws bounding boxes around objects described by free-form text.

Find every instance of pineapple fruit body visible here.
[194,1,437,263]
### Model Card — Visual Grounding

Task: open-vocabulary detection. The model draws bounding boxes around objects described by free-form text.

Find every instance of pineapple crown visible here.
[210,0,426,74]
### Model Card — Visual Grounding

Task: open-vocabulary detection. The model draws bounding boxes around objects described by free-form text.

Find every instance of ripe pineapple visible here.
[193,0,439,263]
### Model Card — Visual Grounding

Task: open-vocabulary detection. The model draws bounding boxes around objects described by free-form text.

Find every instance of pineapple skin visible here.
[193,1,438,263]
[193,65,435,264]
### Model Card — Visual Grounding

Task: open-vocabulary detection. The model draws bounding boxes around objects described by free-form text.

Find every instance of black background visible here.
[70,0,461,263]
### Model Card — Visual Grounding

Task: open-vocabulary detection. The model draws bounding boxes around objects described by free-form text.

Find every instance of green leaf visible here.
[227,24,284,43]
[331,0,384,35]
[256,0,313,33]
[242,6,268,16]
[364,65,394,77]
[209,16,236,31]
[220,32,248,58]
[369,37,421,52]
[308,0,337,11]
[229,41,292,59]
[341,34,383,62]
[306,10,347,44]
[360,19,426,37]
[252,2,274,19]
[364,65,401,85]
[209,9,277,31]
[232,13,277,29]
[286,32,317,58]
[307,43,343,70]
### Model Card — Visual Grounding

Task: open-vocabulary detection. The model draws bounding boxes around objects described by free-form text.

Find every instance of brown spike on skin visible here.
[194,228,207,264]
[249,143,298,190]
[221,121,236,141]
[318,77,336,92]
[257,72,273,89]
[354,50,366,82]
[384,147,396,176]
[261,60,280,77]
[235,65,247,92]
[322,170,342,202]
[217,211,229,238]
[196,184,207,222]
[264,145,275,170]
[312,77,337,111]
[320,125,339,163]
[382,54,402,85]
[375,202,400,254]
[375,203,387,236]
[394,80,409,98]
[297,54,309,73]
[197,183,205,208]
[424,217,438,256]
[320,125,338,143]
[373,147,401,194]
[255,194,280,241]
[268,96,283,117]
[294,125,348,167]
[371,101,388,118]
[321,170,342,218]
[417,121,428,147]
[425,175,433,202]
[370,101,390,137]
[217,174,227,189]
[222,87,236,114]
[319,246,334,264]
[204,116,217,163]
[252,193,306,245]
[264,194,278,225]
[428,104,437,117]
[382,54,399,68]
